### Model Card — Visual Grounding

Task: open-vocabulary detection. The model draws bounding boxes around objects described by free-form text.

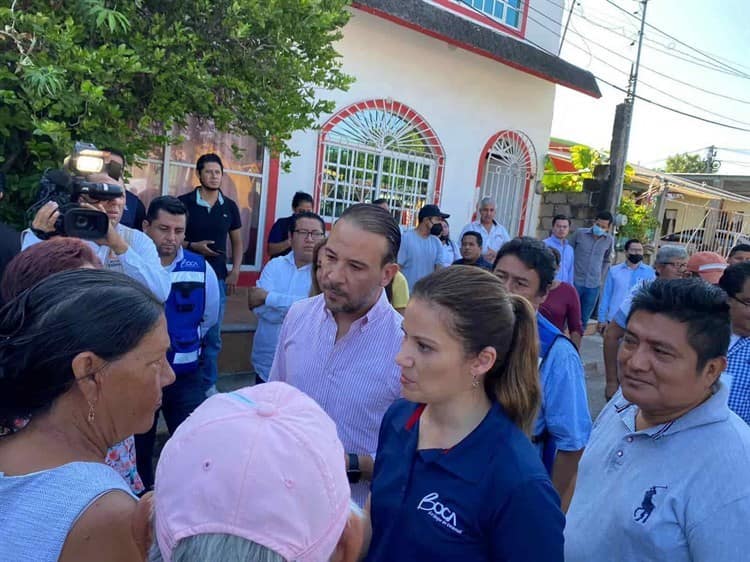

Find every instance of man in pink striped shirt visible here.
[269,204,404,505]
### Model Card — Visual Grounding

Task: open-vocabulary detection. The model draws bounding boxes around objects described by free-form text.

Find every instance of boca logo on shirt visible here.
[417,492,464,535]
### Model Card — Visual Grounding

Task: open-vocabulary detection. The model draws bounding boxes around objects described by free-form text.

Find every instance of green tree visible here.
[617,195,659,242]
[0,0,352,226]
[542,144,634,192]
[664,152,707,174]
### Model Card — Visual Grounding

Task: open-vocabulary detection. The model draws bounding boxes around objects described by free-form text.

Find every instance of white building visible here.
[131,0,600,279]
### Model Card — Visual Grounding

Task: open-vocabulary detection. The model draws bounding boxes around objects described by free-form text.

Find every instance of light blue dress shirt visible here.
[534,313,592,452]
[251,252,312,381]
[566,383,750,562]
[599,261,656,322]
[544,236,575,284]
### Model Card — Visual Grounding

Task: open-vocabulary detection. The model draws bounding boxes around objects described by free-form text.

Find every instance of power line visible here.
[604,0,750,79]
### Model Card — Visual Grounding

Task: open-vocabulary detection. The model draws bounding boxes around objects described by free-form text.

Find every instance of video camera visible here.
[29,142,124,239]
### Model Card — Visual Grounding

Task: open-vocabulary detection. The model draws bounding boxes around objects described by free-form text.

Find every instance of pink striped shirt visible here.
[268,290,403,504]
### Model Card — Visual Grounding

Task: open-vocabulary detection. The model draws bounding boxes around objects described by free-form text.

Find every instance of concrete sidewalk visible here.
[580,333,607,419]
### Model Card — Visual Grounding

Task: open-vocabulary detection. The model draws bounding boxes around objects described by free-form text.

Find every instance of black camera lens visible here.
[75,215,90,229]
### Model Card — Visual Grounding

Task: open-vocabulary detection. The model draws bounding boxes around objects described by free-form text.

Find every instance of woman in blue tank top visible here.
[0,269,175,562]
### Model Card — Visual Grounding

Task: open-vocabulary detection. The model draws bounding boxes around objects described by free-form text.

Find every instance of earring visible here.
[472,373,479,388]
[87,402,95,424]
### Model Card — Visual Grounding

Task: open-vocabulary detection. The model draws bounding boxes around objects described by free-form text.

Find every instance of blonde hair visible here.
[412,267,541,433]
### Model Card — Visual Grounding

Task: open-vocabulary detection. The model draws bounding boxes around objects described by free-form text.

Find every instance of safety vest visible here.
[165,250,207,375]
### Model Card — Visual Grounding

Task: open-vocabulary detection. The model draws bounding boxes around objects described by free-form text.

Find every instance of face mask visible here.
[430,224,443,237]
[627,254,643,264]
[592,225,606,236]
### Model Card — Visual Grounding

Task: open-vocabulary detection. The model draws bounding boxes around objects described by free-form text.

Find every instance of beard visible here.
[322,281,377,315]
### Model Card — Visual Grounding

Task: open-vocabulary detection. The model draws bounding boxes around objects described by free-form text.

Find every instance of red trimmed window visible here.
[315,99,445,227]
[431,0,528,37]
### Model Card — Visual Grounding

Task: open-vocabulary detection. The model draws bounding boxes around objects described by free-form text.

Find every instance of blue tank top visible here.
[0,461,135,562]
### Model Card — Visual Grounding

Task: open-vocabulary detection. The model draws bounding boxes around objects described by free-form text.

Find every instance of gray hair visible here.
[478,197,496,209]
[655,244,689,264]
[148,534,286,562]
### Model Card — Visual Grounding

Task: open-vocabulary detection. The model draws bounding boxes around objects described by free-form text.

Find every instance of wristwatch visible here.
[347,453,362,484]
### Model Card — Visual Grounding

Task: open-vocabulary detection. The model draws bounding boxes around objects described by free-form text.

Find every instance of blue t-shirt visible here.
[366,400,564,562]
[397,229,442,292]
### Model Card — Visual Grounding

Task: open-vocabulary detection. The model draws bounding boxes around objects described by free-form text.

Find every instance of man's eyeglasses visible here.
[294,229,325,240]
[731,295,750,307]
[661,261,688,270]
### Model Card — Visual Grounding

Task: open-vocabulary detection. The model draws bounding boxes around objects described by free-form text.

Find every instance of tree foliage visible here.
[0,0,352,226]
[617,194,659,243]
[542,145,634,192]
[663,152,707,174]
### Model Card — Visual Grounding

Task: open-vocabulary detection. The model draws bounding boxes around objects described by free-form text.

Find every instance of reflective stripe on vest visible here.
[165,250,207,375]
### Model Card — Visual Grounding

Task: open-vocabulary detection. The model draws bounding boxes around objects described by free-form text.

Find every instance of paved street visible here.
[581,333,607,420]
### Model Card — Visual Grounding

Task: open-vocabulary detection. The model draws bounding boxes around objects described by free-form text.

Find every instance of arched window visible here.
[476,130,537,235]
[316,99,445,226]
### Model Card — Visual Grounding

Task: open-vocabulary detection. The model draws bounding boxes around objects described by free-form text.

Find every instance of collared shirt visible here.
[22,225,170,302]
[459,220,511,257]
[178,188,241,280]
[164,247,220,338]
[613,279,653,329]
[565,383,750,562]
[727,336,750,424]
[598,262,656,322]
[398,229,443,292]
[251,252,312,381]
[544,236,575,284]
[571,227,614,288]
[451,257,493,271]
[268,291,402,505]
[535,313,592,452]
[366,400,564,562]
[439,239,460,267]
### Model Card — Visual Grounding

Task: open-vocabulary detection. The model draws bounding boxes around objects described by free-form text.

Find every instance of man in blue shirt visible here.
[598,238,655,332]
[266,191,314,259]
[452,231,493,270]
[544,214,574,284]
[719,263,750,425]
[248,211,324,383]
[566,279,750,562]
[572,211,614,326]
[398,204,446,291]
[493,237,591,511]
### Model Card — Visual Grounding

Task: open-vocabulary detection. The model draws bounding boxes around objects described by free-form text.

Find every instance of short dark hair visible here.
[292,191,313,209]
[288,211,325,234]
[145,196,188,223]
[624,238,642,251]
[596,210,614,224]
[461,231,483,247]
[372,197,388,206]
[719,262,750,298]
[196,153,224,173]
[552,214,570,227]
[495,237,556,296]
[548,246,561,267]
[0,269,164,430]
[102,147,126,166]
[338,204,401,265]
[729,244,750,257]
[628,278,730,370]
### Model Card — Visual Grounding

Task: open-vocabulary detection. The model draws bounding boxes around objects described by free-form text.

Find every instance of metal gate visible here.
[480,130,537,235]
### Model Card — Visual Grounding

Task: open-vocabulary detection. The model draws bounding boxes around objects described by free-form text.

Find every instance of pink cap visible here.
[154,382,350,562]
[687,251,727,284]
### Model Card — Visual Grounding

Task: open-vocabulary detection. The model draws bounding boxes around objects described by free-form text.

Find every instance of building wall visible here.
[276,8,557,236]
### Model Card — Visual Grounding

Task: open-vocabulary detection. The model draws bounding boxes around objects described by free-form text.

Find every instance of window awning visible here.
[352,0,602,98]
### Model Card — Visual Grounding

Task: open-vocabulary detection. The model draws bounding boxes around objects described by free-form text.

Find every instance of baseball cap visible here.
[154,382,350,562]
[418,204,450,222]
[686,251,727,284]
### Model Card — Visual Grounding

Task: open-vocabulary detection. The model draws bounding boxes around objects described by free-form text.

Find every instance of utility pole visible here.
[705,145,720,173]
[599,0,649,214]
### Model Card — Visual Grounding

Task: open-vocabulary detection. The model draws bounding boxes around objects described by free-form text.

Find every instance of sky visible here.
[547,0,750,174]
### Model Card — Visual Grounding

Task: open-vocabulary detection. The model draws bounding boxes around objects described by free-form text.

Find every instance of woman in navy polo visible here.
[365,266,564,561]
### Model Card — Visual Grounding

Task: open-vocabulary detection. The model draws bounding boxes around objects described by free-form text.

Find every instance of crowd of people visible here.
[3,149,750,561]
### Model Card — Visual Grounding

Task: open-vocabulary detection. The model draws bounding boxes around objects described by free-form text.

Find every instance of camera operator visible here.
[101,147,146,231]
[24,171,170,302]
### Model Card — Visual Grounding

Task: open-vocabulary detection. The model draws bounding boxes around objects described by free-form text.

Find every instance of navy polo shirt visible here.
[366,400,564,562]
[267,215,294,257]
[178,188,241,280]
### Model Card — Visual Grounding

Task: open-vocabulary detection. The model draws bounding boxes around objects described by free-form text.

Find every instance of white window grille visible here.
[318,100,444,227]
[479,130,537,236]
[458,0,524,29]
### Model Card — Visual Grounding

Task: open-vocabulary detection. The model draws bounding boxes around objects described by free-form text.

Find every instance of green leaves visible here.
[0,0,353,227]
